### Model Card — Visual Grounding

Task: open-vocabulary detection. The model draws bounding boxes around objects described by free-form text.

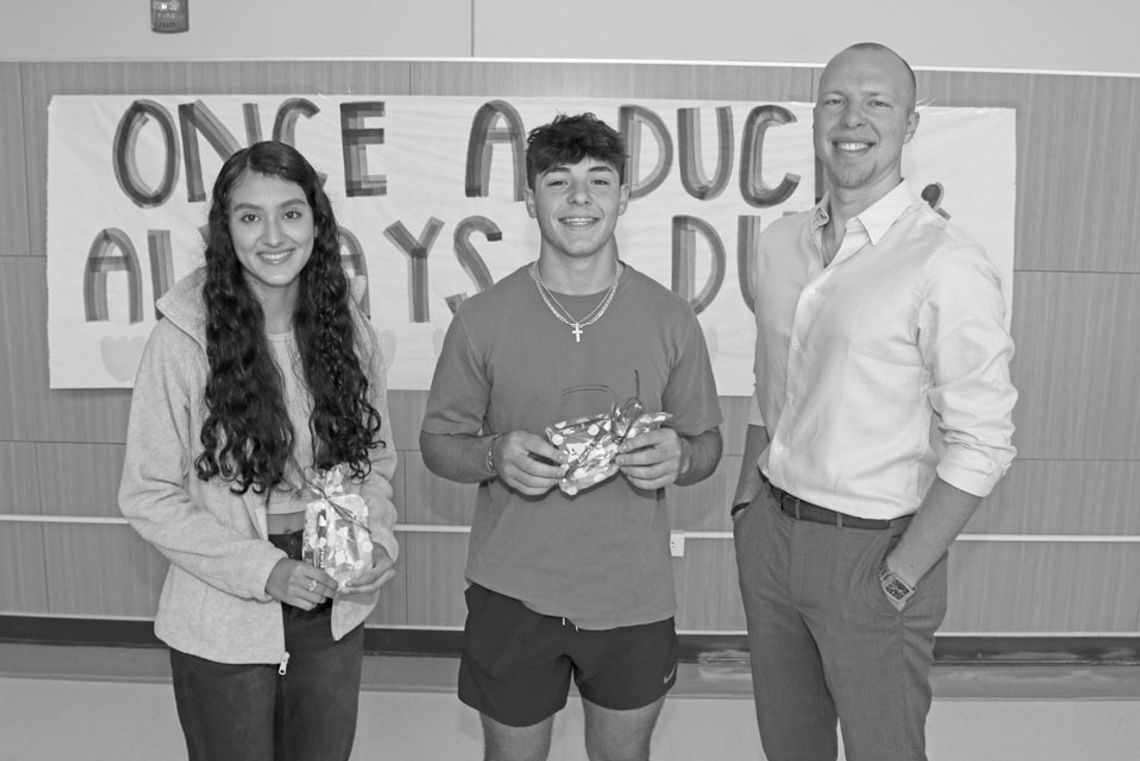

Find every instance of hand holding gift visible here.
[302,465,374,588]
[545,397,672,495]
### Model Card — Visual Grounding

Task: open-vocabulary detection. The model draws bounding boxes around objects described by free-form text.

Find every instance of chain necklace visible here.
[529,261,623,343]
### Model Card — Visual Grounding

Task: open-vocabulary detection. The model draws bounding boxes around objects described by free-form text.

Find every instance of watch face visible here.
[884,578,912,601]
[878,562,915,607]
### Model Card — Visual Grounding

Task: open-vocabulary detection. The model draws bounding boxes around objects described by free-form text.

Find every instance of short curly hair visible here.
[525,113,627,189]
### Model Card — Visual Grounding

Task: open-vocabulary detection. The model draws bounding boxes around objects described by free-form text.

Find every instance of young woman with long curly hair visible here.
[119,141,398,761]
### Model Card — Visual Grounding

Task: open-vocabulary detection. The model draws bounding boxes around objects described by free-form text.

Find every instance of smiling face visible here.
[814,45,920,206]
[525,157,629,264]
[227,170,315,311]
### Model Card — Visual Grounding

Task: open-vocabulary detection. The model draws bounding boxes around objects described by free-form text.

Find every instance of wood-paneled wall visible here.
[1,60,1137,636]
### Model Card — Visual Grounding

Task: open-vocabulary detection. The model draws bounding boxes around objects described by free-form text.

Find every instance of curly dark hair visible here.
[525,113,627,189]
[194,141,384,495]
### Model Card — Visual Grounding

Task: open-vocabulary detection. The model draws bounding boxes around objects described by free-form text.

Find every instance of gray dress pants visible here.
[734,487,948,761]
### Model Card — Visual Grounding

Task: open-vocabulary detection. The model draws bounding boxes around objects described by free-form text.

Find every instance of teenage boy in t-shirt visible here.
[421,112,723,761]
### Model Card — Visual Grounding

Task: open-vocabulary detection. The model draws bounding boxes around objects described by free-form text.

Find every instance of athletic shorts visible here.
[457,583,679,727]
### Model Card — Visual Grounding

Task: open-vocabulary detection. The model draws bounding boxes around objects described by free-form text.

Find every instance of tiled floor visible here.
[2,646,1139,760]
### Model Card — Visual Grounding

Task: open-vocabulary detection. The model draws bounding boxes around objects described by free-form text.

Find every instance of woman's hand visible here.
[265,558,338,610]
[339,545,397,595]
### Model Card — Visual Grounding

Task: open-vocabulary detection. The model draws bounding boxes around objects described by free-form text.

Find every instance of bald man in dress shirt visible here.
[731,42,1017,761]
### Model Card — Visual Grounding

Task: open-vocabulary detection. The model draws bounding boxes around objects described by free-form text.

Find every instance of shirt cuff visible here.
[371,525,400,564]
[936,447,1011,498]
[253,547,288,602]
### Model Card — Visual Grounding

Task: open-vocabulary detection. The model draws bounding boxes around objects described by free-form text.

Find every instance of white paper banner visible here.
[47,95,1015,394]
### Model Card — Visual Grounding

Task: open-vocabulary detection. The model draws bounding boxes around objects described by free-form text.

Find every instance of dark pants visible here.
[168,533,364,761]
[734,488,948,761]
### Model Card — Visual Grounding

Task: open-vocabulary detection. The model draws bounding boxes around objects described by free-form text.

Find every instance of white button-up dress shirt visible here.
[750,182,1017,519]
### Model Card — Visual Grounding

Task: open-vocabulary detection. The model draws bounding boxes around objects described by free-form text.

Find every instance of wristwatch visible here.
[878,560,916,610]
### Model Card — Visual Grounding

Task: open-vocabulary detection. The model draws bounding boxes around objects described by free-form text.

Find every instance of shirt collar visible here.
[810,182,919,246]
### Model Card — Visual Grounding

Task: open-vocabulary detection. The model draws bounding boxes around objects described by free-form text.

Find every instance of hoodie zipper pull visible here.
[278,651,290,676]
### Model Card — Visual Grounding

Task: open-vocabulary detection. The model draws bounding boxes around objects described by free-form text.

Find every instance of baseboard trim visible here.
[1,616,1137,666]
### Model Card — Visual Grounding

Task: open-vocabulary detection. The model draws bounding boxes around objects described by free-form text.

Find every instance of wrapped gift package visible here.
[301,465,373,586]
[545,397,672,495]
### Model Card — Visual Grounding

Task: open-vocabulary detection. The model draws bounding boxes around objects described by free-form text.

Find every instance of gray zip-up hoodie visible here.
[118,268,399,665]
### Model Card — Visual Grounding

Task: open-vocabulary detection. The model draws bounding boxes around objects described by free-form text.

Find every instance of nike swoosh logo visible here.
[663,663,677,684]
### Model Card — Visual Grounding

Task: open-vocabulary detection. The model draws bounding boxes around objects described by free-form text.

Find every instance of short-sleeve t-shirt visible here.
[422,263,722,629]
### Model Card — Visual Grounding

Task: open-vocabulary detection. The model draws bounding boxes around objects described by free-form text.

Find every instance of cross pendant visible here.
[571,323,583,342]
